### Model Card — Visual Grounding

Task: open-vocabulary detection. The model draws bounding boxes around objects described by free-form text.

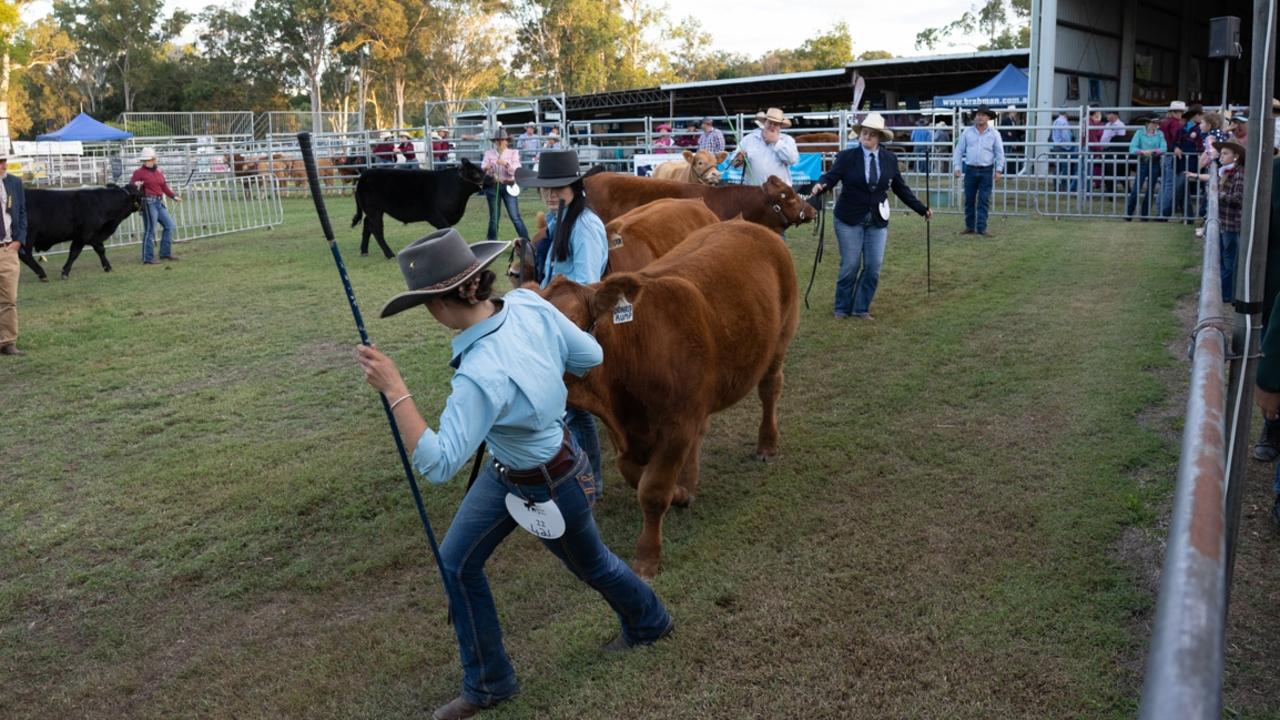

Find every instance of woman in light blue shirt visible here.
[356,228,672,720]
[517,150,610,498]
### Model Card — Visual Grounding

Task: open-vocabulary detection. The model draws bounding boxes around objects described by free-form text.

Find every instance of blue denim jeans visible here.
[1052,147,1078,192]
[565,407,603,497]
[141,197,175,262]
[1159,153,1188,217]
[485,185,529,241]
[833,216,888,316]
[963,165,994,233]
[1221,230,1238,303]
[439,441,671,706]
[1126,156,1160,218]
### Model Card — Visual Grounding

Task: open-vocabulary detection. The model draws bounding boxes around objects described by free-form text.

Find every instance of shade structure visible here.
[36,113,134,142]
[932,64,1028,109]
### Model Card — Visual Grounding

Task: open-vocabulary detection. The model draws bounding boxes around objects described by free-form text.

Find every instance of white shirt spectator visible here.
[737,129,799,186]
[1100,118,1127,147]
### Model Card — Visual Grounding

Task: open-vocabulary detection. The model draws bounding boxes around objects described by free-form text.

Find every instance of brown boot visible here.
[0,343,24,356]
[432,696,485,720]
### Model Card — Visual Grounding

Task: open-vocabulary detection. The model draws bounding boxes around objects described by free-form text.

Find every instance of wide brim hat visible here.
[515,149,582,188]
[379,228,509,318]
[973,105,997,119]
[851,112,894,141]
[139,147,157,162]
[754,108,792,128]
[1213,139,1247,158]
[1182,104,1204,120]
[490,128,509,142]
[1169,100,1188,112]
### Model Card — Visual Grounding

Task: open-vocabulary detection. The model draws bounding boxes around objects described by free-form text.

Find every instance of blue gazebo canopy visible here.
[36,112,134,142]
[933,64,1028,109]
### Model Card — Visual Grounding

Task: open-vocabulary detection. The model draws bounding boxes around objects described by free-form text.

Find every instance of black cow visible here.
[350,160,490,258]
[19,184,144,281]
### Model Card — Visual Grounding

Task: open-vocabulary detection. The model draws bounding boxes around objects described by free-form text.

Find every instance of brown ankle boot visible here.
[432,696,484,720]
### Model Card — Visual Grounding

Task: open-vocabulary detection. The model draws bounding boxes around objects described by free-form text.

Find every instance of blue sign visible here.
[716,153,824,185]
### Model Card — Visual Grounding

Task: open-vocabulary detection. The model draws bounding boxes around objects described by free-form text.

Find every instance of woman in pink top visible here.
[481,129,529,241]
[128,147,182,264]
[653,123,675,153]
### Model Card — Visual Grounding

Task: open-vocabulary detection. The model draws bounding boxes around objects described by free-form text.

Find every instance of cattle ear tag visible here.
[505,493,565,539]
[613,296,634,324]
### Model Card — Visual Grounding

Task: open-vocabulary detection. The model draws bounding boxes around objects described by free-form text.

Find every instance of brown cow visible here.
[650,149,727,185]
[540,219,799,577]
[793,132,843,154]
[583,172,814,233]
[507,199,718,285]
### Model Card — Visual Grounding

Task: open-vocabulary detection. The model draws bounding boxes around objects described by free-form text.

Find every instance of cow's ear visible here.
[715,151,728,163]
[682,150,694,162]
[591,274,643,323]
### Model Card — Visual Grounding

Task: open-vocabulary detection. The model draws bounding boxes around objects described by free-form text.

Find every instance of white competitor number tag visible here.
[613,296,634,324]
[504,493,566,539]
[878,198,891,221]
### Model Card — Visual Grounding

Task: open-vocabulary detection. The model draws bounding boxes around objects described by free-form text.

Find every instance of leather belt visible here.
[494,430,575,485]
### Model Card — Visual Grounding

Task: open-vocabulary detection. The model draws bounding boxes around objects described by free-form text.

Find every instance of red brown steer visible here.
[650,149,727,185]
[541,219,799,577]
[584,172,814,232]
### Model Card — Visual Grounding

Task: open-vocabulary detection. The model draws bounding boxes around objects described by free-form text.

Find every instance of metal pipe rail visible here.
[1138,173,1230,718]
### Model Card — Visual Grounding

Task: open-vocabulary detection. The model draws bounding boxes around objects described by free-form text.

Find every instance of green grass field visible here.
[1,195,1206,718]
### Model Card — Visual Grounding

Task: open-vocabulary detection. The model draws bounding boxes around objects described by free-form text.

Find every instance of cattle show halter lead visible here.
[296,132,453,597]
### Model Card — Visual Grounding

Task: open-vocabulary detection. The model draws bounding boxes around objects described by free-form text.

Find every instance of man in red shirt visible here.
[1158,101,1187,219]
[128,147,182,264]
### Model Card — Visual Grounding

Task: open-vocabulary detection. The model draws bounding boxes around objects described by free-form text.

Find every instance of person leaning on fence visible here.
[1050,109,1078,192]
[952,104,1004,237]
[1172,105,1206,219]
[1125,116,1166,221]
[354,229,673,720]
[1000,106,1024,174]
[697,117,725,154]
[516,123,541,163]
[397,134,417,169]
[1099,111,1129,193]
[0,152,28,357]
[808,112,931,320]
[909,119,933,173]
[373,132,397,165]
[480,128,529,243]
[129,147,182,265]
[1184,140,1245,303]
[516,150,610,498]
[1086,109,1105,191]
[732,107,799,187]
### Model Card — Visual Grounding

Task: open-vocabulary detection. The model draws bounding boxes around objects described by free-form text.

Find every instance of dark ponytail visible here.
[551,179,588,263]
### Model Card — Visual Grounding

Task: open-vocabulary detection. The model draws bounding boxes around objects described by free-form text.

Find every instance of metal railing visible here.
[120,112,255,138]
[32,174,284,258]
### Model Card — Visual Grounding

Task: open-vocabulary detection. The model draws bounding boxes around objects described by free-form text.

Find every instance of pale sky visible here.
[26,0,987,61]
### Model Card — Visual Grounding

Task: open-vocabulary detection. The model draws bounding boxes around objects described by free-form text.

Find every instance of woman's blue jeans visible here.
[141,197,176,262]
[486,185,529,241]
[565,407,603,497]
[438,441,671,706]
[833,216,888,317]
[1221,230,1239,303]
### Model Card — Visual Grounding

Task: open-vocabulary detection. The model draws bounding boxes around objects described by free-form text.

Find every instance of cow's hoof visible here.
[359,252,369,257]
[671,487,695,508]
[103,266,112,273]
[754,450,777,463]
[59,274,69,281]
[632,559,659,580]
[38,276,49,283]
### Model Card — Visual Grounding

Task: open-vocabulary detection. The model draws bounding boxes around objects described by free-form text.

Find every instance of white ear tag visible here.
[613,296,634,324]
[505,493,565,539]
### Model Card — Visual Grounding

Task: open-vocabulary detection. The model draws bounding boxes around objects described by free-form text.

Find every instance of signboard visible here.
[714,153,824,185]
[13,140,84,155]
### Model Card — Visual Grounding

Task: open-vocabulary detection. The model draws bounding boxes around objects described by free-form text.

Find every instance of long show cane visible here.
[296,132,452,594]
[925,148,932,295]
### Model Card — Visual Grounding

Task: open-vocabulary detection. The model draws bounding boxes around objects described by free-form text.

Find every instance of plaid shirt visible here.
[1219,166,1245,232]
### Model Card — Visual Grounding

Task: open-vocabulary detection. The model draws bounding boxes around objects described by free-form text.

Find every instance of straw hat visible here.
[139,147,157,162]
[754,108,792,128]
[379,228,509,318]
[851,112,893,141]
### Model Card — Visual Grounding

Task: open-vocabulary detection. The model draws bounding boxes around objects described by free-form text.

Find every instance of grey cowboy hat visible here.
[379,228,510,318]
[515,149,582,188]
[490,127,510,142]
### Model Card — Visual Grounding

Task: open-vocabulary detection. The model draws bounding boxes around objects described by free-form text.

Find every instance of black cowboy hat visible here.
[973,105,996,119]
[515,150,583,188]
[379,228,509,318]
[1182,104,1204,120]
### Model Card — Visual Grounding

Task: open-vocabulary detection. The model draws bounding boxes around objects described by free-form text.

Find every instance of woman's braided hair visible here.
[453,269,497,305]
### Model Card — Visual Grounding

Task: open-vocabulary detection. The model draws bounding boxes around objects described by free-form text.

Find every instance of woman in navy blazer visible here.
[810,112,931,319]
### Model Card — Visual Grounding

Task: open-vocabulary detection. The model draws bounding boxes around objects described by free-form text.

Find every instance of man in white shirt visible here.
[731,107,799,186]
[1099,111,1128,192]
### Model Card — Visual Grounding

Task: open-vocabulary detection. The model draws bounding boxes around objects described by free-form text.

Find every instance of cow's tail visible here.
[351,190,363,228]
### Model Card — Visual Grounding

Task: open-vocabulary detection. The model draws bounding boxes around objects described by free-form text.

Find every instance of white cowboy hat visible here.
[754,108,792,128]
[139,147,157,162]
[1168,100,1188,112]
[851,112,894,141]
[380,132,393,140]
[429,131,441,139]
